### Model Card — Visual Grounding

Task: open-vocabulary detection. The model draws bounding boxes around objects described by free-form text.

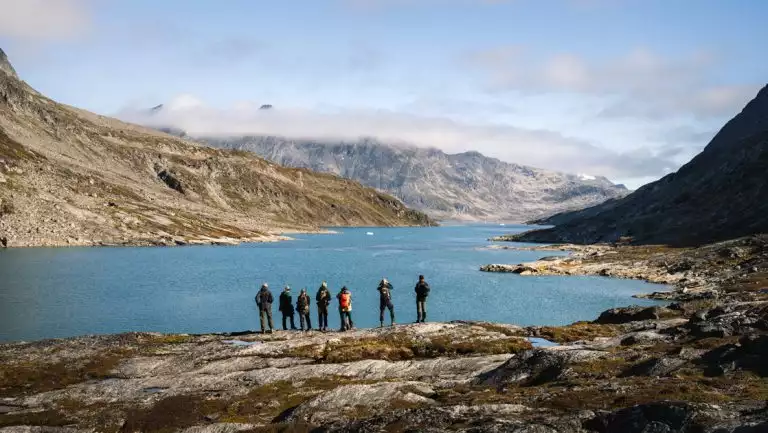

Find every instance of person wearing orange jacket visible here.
[337,286,354,331]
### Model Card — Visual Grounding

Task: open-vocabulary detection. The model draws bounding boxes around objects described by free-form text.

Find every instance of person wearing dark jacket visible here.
[297,288,312,331]
[279,286,297,330]
[255,283,274,334]
[377,278,395,327]
[414,275,430,323]
[316,282,331,332]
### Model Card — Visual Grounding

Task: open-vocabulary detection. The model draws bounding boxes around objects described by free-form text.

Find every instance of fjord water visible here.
[0,225,664,342]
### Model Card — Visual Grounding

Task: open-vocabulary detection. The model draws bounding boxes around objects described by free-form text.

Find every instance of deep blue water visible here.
[0,225,665,342]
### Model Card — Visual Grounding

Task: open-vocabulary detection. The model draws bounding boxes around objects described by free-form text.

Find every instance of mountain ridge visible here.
[0,50,434,247]
[196,134,629,222]
[141,103,629,222]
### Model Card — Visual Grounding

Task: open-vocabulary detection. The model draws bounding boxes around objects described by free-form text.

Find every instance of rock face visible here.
[198,136,628,222]
[0,49,434,247]
[0,48,17,80]
[518,84,768,246]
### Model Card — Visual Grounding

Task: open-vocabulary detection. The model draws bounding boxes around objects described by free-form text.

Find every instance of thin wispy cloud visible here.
[119,95,678,180]
[0,0,92,41]
[469,46,758,119]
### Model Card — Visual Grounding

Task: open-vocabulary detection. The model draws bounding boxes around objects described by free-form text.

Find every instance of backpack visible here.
[298,294,309,310]
[258,289,272,305]
[339,292,351,309]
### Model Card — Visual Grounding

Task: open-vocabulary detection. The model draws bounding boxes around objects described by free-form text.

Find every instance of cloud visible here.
[599,84,760,120]
[0,0,92,41]
[469,46,758,119]
[118,95,677,179]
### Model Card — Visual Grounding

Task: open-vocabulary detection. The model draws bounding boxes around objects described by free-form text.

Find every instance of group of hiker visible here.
[254,275,431,333]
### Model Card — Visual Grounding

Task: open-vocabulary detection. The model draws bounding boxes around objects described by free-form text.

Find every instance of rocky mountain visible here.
[515,84,768,247]
[196,135,628,222]
[0,50,433,247]
[0,48,17,79]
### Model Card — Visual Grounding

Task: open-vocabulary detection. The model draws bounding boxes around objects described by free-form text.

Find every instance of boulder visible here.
[595,306,664,324]
[686,308,763,338]
[476,348,605,387]
[584,401,694,432]
[156,168,184,194]
[585,401,768,433]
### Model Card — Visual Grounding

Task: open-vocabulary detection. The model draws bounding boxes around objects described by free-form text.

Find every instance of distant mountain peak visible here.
[259,104,273,110]
[199,135,629,222]
[0,47,19,79]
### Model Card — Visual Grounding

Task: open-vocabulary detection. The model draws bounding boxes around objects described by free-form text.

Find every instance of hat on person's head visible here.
[262,283,269,288]
[321,281,327,287]
[419,275,425,280]
[284,286,290,291]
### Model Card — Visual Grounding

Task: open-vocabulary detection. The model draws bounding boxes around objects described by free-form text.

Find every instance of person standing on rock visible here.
[337,286,354,331]
[316,282,331,332]
[255,283,274,334]
[297,288,313,331]
[279,286,298,331]
[414,275,431,323]
[377,278,395,327]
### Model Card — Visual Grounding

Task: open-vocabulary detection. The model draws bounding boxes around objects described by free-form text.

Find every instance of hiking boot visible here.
[391,321,396,327]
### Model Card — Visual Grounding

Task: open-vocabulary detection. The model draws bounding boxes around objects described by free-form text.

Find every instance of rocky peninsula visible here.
[2,233,767,432]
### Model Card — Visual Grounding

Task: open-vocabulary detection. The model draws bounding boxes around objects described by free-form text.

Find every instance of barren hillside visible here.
[0,49,433,247]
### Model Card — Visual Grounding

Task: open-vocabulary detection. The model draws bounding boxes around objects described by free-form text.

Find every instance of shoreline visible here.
[0,226,411,249]
[0,223,445,249]
[480,242,724,301]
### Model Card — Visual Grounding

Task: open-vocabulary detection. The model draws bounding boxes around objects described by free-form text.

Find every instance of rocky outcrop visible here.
[0,48,17,80]
[482,235,767,302]
[584,401,768,433]
[516,84,768,246]
[2,300,768,432]
[0,49,434,247]
[196,135,628,222]
[477,348,607,387]
[596,306,668,324]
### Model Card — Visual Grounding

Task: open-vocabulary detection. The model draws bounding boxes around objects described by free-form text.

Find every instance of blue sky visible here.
[1,0,766,187]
